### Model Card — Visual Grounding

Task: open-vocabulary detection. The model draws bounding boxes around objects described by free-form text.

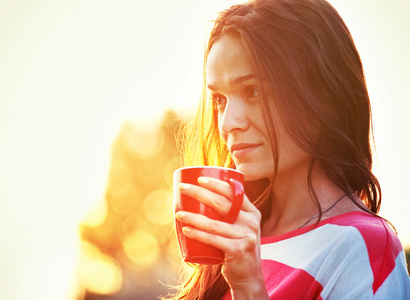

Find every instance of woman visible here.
[170,0,410,299]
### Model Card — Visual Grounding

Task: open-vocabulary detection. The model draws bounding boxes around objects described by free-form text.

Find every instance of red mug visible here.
[173,166,244,264]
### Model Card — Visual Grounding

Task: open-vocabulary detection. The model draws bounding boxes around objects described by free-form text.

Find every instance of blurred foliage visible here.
[77,110,184,299]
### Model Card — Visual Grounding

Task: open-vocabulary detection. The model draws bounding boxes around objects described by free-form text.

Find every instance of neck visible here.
[261,160,345,236]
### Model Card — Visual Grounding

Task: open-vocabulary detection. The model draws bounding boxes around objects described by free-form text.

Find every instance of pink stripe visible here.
[221,260,324,300]
[262,260,323,299]
[327,213,403,293]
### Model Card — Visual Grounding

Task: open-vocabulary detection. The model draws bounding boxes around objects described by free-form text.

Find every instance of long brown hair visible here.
[170,0,381,298]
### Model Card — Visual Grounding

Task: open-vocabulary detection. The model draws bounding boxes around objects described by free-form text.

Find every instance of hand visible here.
[175,176,269,299]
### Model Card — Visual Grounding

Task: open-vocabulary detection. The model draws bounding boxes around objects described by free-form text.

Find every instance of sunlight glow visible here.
[143,190,174,226]
[81,200,108,228]
[122,230,160,267]
[79,241,122,295]
[123,120,165,158]
[0,0,408,299]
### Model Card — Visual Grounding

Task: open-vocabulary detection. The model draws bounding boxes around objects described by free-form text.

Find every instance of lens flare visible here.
[122,229,160,267]
[143,190,174,226]
[79,241,122,295]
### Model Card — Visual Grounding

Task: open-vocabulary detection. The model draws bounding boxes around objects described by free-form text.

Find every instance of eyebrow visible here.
[207,74,255,91]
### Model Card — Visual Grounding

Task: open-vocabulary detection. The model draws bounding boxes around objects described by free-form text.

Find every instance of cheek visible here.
[217,118,227,143]
[278,138,310,170]
[219,131,228,145]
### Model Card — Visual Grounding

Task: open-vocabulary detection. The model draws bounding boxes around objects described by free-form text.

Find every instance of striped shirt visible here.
[223,211,410,299]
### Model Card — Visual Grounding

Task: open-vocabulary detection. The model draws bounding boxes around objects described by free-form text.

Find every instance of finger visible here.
[241,193,261,213]
[179,183,233,216]
[198,177,245,223]
[197,177,232,199]
[182,225,257,258]
[197,177,257,213]
[175,211,243,239]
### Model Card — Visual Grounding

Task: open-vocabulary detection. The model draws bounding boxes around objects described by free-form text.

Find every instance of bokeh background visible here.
[0,0,409,299]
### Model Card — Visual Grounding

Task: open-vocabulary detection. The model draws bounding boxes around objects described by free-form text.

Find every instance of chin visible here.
[236,163,273,182]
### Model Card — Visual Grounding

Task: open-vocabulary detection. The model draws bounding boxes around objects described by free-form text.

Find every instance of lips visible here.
[229,143,261,158]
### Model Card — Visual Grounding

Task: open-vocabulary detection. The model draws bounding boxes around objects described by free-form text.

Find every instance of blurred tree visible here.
[78,110,185,299]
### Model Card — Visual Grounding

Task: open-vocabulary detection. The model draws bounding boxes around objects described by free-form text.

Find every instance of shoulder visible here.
[325,211,409,295]
[262,211,400,251]
[261,212,410,298]
[324,211,410,298]
[323,211,403,258]
[298,211,405,281]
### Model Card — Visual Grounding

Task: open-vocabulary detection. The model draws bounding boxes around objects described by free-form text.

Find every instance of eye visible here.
[211,94,227,111]
[247,87,260,99]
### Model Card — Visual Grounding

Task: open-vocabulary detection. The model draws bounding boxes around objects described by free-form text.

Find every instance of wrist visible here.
[229,276,269,300]
[231,288,269,300]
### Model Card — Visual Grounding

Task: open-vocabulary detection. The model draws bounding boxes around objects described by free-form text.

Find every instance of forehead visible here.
[206,35,254,88]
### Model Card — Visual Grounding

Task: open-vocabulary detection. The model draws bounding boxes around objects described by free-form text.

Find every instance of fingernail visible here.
[198,177,209,184]
[179,183,190,190]
[175,211,185,220]
[182,226,191,234]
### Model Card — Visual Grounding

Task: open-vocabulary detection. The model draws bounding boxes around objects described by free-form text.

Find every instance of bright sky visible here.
[0,0,409,299]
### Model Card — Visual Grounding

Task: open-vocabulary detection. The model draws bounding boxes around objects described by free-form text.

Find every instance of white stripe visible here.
[374,250,410,300]
[261,224,374,298]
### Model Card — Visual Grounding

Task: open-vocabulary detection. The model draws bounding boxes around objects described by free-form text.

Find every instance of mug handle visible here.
[224,179,244,224]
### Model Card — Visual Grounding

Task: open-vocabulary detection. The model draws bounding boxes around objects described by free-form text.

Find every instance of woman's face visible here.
[206,34,310,181]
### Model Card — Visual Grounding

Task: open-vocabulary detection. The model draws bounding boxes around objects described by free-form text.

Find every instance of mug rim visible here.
[174,166,243,175]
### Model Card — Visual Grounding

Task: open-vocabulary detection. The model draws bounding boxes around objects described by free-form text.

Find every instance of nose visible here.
[219,98,250,134]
